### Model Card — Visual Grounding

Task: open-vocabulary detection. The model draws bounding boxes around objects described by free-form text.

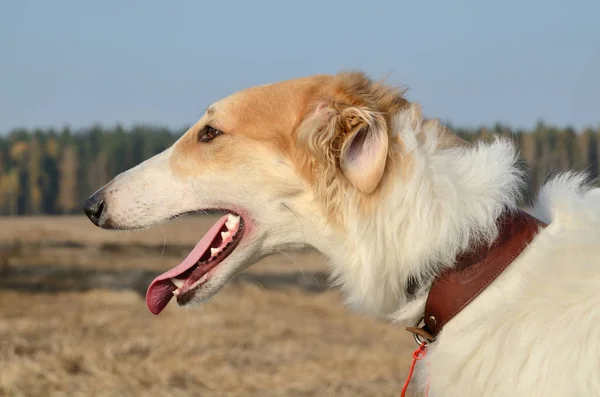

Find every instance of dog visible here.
[83,71,600,397]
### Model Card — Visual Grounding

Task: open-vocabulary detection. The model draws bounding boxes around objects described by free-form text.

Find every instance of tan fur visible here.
[168,71,455,227]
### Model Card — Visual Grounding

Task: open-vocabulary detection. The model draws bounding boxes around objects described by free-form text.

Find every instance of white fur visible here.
[99,103,600,396]
[408,180,600,396]
[324,109,600,397]
[326,111,526,320]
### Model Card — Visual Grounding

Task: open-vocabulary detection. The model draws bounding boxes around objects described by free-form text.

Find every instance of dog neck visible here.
[322,110,527,322]
[406,209,546,343]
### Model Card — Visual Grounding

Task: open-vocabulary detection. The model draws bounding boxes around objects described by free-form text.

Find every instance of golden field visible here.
[0,216,415,397]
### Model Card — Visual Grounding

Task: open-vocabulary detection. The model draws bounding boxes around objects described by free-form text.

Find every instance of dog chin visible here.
[177,274,229,307]
[176,248,258,308]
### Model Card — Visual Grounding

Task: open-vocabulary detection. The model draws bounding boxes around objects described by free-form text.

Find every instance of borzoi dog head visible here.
[84,71,520,318]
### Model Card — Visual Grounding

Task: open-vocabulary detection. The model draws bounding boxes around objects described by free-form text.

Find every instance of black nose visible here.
[83,192,106,226]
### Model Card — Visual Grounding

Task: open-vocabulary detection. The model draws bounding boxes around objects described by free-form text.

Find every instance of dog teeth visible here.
[173,289,180,296]
[227,214,240,223]
[225,214,240,230]
[210,248,220,257]
[170,278,184,289]
[221,231,231,240]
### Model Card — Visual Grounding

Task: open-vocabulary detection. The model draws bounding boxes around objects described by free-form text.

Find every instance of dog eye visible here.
[198,126,223,142]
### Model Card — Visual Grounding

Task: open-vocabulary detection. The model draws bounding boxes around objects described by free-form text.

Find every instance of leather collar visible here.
[407,209,547,342]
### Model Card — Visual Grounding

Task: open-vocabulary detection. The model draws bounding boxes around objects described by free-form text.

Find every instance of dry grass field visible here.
[0,216,415,397]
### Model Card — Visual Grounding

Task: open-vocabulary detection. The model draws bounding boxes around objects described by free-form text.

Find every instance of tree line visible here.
[0,122,598,216]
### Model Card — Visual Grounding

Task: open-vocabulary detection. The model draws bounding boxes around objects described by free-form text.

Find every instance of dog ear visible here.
[299,103,389,194]
[338,107,388,194]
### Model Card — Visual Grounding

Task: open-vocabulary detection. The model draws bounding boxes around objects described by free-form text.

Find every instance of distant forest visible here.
[0,122,599,216]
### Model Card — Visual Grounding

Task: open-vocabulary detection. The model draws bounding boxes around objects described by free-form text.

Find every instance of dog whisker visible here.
[160,224,166,259]
[275,250,324,291]
[281,203,306,248]
[238,275,265,291]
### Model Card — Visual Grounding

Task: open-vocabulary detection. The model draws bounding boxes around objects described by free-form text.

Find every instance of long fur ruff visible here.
[322,106,600,397]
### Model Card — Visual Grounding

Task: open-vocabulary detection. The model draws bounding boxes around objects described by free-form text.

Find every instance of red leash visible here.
[400,342,428,397]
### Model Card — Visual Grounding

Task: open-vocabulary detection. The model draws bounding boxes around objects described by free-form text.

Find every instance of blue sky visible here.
[0,0,598,134]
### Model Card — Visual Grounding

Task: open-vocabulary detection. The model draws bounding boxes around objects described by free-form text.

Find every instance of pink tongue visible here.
[145,214,229,315]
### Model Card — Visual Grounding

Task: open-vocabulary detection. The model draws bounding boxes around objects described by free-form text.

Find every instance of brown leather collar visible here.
[407,209,547,343]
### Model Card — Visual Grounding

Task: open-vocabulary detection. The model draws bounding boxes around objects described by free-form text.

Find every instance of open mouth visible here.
[145,212,244,315]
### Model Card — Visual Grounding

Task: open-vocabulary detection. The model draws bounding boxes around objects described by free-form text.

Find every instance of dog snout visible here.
[83,190,108,227]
